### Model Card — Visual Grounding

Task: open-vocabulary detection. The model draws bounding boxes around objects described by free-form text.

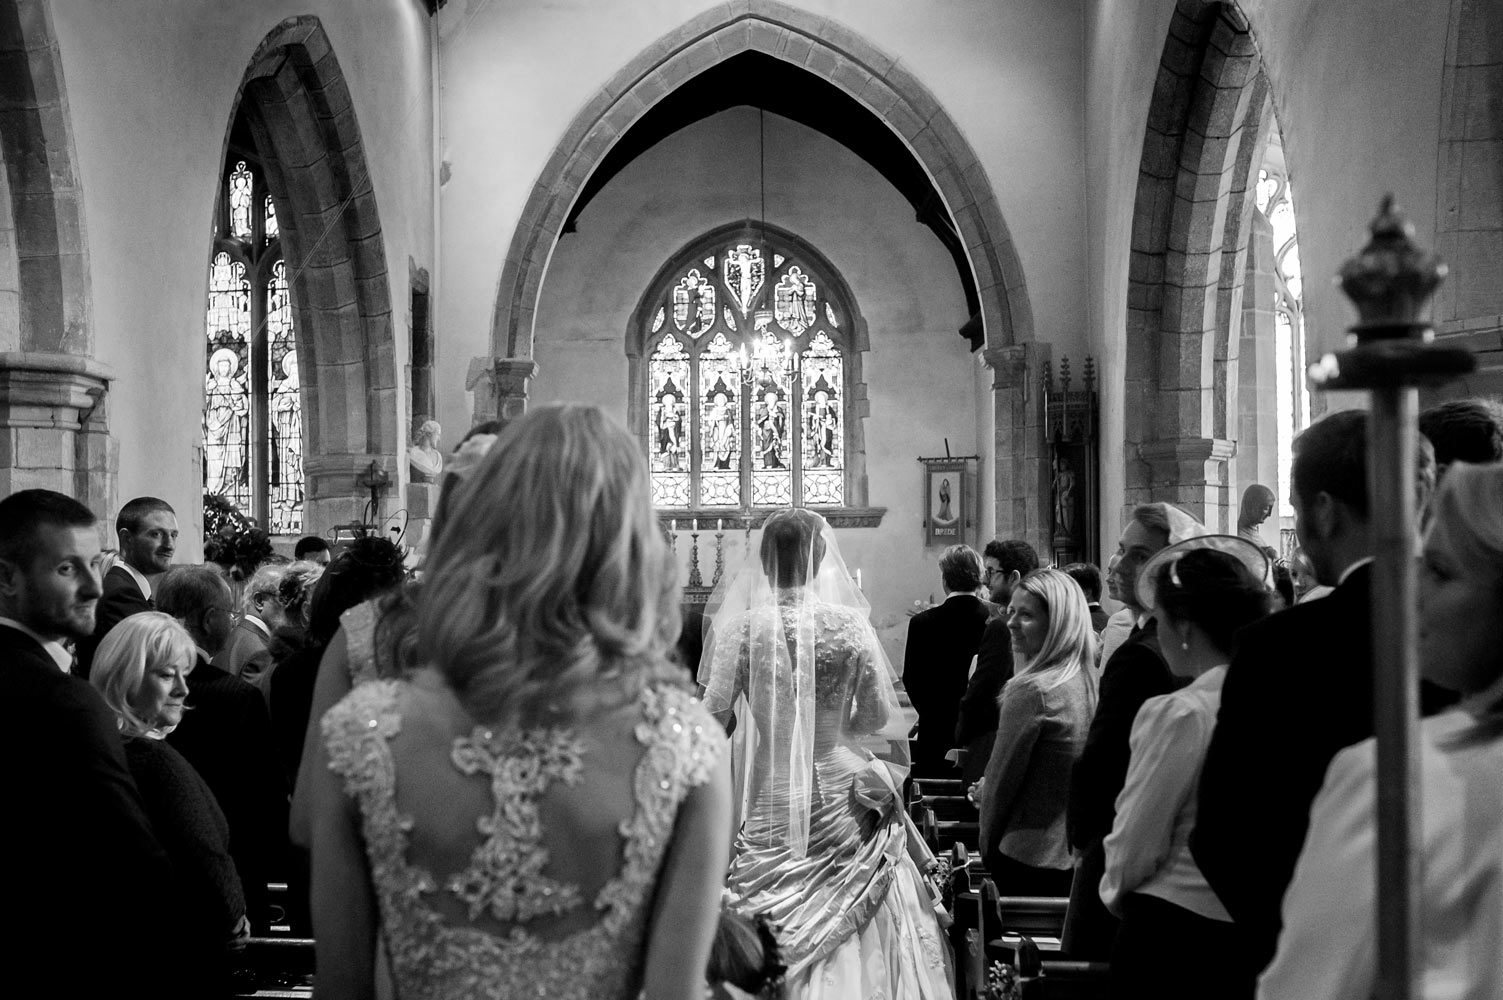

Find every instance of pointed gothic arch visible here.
[1122,0,1275,531]
[0,0,113,510]
[485,0,1032,376]
[217,16,397,534]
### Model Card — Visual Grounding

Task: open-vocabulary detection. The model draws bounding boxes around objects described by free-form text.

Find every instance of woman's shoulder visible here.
[634,683,728,789]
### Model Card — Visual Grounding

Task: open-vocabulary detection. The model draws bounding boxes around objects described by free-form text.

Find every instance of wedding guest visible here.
[1260,461,1503,999]
[904,543,993,774]
[1101,538,1274,1000]
[93,612,248,994]
[979,568,1098,896]
[310,404,730,998]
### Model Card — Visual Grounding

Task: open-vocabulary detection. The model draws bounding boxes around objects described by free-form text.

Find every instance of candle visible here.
[669,518,675,531]
[691,517,698,532]
[717,518,723,531]
[855,568,863,590]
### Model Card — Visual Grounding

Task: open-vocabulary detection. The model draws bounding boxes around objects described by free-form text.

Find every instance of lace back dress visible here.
[323,675,725,1000]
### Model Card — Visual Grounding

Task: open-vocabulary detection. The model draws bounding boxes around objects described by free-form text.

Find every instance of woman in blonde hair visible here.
[92,611,248,994]
[309,405,730,1000]
[978,567,1098,895]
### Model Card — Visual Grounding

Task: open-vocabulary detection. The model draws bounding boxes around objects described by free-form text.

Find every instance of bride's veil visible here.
[698,509,910,858]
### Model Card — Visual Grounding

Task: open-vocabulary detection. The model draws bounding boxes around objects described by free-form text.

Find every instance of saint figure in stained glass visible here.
[228,162,254,239]
[672,268,715,337]
[270,350,303,533]
[655,379,687,472]
[754,381,787,471]
[204,346,249,496]
[724,244,765,315]
[706,378,737,471]
[774,266,817,336]
[804,374,839,469]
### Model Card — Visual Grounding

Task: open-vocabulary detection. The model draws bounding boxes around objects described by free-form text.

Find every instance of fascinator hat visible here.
[1135,533,1272,614]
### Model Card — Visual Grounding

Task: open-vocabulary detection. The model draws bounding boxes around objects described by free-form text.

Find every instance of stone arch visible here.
[485,0,1031,385]
[0,0,113,510]
[1123,0,1273,531]
[221,16,396,533]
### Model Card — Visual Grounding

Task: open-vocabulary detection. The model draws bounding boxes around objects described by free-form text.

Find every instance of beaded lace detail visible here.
[339,601,380,686]
[323,681,725,1000]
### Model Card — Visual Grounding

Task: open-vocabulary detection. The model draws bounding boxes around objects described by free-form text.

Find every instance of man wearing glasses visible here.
[75,495,178,678]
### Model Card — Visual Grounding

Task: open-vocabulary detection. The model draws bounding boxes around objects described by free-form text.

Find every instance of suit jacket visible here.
[954,617,1013,784]
[213,616,273,683]
[0,625,189,996]
[1191,563,1376,973]
[902,594,995,774]
[169,654,290,930]
[75,564,152,678]
[1088,603,1110,634]
[1066,616,1175,852]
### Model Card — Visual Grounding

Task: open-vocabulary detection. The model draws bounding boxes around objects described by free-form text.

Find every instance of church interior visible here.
[5,0,1499,631]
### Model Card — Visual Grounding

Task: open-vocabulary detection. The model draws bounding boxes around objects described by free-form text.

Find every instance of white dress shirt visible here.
[1100,665,1230,921]
[1259,707,1503,1000]
[0,616,73,671]
[1098,607,1137,668]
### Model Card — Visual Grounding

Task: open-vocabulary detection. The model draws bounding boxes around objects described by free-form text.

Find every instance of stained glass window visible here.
[203,140,303,534]
[636,230,857,511]
[1256,146,1311,520]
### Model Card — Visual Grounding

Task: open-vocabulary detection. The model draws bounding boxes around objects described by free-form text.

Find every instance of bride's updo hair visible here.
[760,508,827,589]
[418,404,682,725]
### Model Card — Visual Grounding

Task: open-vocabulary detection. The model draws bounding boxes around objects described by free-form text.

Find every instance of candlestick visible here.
[687,522,703,588]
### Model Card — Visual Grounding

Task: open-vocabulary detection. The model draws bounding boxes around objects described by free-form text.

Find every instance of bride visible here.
[701,509,954,999]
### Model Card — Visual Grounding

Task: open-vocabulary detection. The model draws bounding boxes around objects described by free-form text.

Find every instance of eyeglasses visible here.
[983,567,1003,579]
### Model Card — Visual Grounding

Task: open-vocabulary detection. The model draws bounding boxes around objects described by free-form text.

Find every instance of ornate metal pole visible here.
[687,518,704,589]
[1312,197,1473,1000]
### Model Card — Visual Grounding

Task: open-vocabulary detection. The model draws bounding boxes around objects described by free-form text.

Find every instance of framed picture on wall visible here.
[920,458,970,548]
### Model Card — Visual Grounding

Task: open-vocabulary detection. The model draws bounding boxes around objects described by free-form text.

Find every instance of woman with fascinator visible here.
[700,508,953,999]
[1099,535,1274,999]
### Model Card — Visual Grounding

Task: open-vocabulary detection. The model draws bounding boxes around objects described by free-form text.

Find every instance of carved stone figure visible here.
[409,419,444,483]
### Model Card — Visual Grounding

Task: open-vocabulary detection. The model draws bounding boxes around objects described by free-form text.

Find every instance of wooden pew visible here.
[977,878,1110,999]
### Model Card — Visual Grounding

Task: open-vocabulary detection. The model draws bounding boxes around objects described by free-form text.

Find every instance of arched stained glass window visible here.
[203,133,303,534]
[633,225,866,512]
[1256,148,1311,520]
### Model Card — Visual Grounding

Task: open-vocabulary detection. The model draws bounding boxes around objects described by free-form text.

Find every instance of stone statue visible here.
[408,419,443,483]
[1052,453,1077,538]
[1238,483,1276,551]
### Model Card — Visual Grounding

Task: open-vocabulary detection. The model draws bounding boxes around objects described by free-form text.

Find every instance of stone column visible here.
[467,355,539,424]
[984,342,1051,557]
[0,352,116,518]
[303,452,399,536]
[1138,435,1236,531]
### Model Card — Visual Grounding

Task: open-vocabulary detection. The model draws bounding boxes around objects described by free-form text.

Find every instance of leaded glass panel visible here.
[649,333,691,507]
[750,339,792,504]
[698,334,741,508]
[264,195,279,240]
[204,252,252,511]
[672,268,715,338]
[723,244,765,315]
[229,162,253,239]
[801,331,844,505]
[267,260,302,535]
[774,265,817,336]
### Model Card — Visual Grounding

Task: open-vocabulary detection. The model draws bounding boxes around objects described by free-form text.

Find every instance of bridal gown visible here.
[322,672,725,1000]
[717,598,954,1000]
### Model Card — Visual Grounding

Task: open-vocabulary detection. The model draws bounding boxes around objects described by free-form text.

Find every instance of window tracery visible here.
[1256,156,1311,520]
[203,147,303,535]
[635,228,862,512]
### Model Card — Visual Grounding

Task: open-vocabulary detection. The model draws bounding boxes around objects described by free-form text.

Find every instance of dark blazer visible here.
[1190,563,1375,973]
[1066,616,1175,852]
[169,654,290,931]
[213,616,273,683]
[75,564,152,678]
[0,625,187,996]
[902,593,995,774]
[1087,603,1109,634]
[954,617,1013,785]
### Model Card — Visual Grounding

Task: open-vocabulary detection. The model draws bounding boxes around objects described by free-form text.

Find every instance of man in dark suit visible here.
[159,564,290,934]
[1063,562,1109,632]
[1192,410,1435,976]
[75,495,177,677]
[903,544,994,775]
[0,490,186,996]
[953,538,1039,784]
[214,562,288,683]
[1063,502,1206,957]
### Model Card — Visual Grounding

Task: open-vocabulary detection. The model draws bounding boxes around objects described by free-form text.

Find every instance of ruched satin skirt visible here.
[725,743,954,1000]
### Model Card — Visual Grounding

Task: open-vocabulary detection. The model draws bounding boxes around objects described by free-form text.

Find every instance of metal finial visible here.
[1083,356,1096,390]
[1337,195,1448,337]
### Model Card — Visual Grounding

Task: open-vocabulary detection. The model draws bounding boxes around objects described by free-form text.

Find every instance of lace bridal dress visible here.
[320,668,725,999]
[701,510,954,1000]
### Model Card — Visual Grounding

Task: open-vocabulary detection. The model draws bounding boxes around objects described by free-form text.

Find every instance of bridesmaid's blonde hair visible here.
[1012,567,1097,692]
[418,404,682,725]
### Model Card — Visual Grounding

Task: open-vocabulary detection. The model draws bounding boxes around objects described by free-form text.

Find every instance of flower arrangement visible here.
[986,959,1020,1000]
[202,493,274,582]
